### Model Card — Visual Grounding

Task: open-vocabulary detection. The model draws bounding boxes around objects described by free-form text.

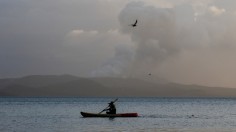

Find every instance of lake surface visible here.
[1,97,236,132]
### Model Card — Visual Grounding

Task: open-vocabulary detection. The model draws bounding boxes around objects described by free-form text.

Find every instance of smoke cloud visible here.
[94,1,236,87]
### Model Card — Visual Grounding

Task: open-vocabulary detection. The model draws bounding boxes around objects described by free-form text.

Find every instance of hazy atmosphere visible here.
[1,0,236,88]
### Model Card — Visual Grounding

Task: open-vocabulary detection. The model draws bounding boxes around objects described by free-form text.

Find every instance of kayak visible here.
[81,112,138,117]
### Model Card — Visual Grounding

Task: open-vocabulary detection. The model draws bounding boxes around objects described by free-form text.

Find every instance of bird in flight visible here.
[130,19,138,27]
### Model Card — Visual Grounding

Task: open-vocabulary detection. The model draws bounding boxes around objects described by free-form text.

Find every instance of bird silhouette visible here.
[130,19,138,27]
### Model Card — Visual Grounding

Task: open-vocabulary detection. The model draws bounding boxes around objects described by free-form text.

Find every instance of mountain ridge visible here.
[0,75,236,97]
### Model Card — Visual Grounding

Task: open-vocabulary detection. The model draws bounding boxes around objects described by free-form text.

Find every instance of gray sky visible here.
[1,0,236,88]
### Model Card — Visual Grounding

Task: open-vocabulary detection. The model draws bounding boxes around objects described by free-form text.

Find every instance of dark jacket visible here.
[106,102,116,114]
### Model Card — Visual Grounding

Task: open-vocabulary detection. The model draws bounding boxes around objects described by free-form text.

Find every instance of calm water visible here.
[1,97,236,132]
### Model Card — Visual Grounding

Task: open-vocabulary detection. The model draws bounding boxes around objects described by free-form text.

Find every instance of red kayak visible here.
[81,112,138,117]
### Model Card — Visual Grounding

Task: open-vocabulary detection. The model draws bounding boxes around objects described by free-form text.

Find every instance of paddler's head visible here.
[108,101,114,104]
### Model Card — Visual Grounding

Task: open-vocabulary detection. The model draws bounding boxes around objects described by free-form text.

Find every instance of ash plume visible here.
[93,1,236,87]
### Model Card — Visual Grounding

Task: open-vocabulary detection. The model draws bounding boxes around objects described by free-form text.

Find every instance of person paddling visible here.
[105,101,116,114]
[99,99,118,114]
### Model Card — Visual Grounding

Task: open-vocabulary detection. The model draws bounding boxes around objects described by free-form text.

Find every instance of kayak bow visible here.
[81,112,138,117]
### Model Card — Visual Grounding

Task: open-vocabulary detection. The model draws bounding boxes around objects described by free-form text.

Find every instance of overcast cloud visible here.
[1,0,236,87]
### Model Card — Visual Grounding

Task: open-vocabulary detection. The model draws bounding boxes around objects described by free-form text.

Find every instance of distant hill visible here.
[0,75,236,97]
